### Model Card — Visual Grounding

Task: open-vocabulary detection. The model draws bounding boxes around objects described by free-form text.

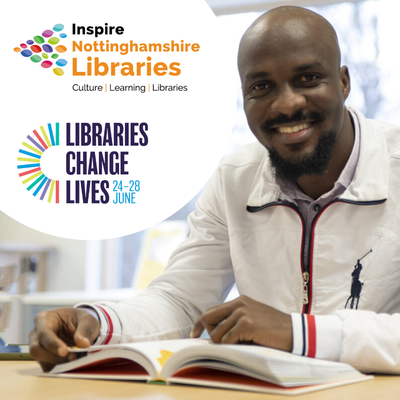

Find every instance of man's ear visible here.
[340,66,351,100]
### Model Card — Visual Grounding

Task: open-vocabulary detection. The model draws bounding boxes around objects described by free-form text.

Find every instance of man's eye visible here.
[252,83,268,91]
[300,74,318,82]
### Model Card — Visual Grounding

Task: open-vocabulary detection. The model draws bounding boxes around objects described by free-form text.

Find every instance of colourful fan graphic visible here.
[14,23,67,76]
[17,124,60,203]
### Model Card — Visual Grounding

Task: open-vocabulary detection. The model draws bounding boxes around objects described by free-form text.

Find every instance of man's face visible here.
[240,22,350,181]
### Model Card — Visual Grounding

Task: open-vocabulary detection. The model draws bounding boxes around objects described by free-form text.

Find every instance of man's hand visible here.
[190,296,293,352]
[29,307,100,372]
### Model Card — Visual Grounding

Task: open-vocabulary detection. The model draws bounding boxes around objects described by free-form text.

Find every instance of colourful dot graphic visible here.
[48,37,60,45]
[30,55,42,63]
[55,45,67,53]
[53,68,64,76]
[41,60,52,68]
[53,24,64,32]
[17,123,60,203]
[34,36,45,44]
[42,30,53,38]
[30,45,42,53]
[15,23,67,76]
[56,59,67,67]
[21,49,32,57]
[42,44,53,53]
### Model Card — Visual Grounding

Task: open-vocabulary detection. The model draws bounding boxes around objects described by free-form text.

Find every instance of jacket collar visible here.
[247,107,389,208]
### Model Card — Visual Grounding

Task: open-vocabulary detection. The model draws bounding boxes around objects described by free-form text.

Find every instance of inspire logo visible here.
[17,124,60,203]
[13,24,68,76]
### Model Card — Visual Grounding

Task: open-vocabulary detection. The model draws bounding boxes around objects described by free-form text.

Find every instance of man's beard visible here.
[267,130,337,182]
[261,111,337,183]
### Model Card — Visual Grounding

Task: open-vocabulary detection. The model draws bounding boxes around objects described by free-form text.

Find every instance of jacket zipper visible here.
[266,203,310,314]
[302,271,309,306]
[303,201,339,314]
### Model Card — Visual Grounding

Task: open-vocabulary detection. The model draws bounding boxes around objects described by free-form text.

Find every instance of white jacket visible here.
[84,108,400,374]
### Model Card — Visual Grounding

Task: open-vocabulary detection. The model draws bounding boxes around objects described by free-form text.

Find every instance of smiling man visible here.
[239,7,354,199]
[30,7,400,374]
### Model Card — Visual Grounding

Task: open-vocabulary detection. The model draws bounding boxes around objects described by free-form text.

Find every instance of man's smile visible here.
[275,122,311,134]
[268,121,318,145]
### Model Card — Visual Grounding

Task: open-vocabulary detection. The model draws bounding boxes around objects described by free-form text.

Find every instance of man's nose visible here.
[270,84,306,116]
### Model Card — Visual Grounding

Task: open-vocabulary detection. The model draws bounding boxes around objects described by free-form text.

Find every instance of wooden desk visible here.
[2,361,400,400]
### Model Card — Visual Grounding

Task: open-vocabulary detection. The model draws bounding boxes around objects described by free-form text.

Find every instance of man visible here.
[30,6,400,374]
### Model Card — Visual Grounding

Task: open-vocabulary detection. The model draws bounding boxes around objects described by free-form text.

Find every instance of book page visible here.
[162,344,365,386]
[72,338,211,378]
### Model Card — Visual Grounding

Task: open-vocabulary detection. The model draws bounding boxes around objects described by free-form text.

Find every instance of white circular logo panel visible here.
[0,0,236,239]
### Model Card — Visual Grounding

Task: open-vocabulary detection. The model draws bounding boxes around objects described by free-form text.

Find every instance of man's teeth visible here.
[277,123,310,134]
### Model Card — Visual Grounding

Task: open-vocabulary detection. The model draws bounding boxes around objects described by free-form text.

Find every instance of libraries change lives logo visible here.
[13,23,67,76]
[16,122,145,207]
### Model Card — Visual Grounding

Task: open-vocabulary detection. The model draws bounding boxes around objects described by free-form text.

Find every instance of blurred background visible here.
[1,0,399,343]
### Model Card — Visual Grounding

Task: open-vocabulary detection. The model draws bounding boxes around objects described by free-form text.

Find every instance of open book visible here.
[44,339,372,395]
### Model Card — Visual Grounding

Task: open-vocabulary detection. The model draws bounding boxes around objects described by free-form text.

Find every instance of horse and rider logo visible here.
[345,249,372,310]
